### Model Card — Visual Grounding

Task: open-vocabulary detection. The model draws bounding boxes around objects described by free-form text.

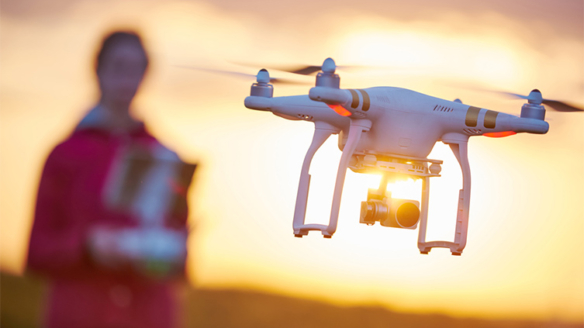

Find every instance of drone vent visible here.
[463,128,482,135]
[433,105,454,112]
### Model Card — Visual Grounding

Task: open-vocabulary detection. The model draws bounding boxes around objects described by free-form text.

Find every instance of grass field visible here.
[1,272,582,328]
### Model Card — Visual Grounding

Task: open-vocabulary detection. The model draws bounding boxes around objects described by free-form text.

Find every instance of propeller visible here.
[174,65,310,85]
[236,57,372,76]
[269,57,339,75]
[498,90,583,112]
[444,81,583,113]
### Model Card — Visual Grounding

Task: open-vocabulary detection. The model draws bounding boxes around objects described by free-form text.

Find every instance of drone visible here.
[211,57,580,256]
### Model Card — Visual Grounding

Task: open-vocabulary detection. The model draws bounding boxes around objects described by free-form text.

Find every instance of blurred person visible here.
[27,31,196,328]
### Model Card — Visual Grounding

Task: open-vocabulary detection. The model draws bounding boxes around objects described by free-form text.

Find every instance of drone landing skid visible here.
[418,141,471,256]
[292,120,369,238]
[292,122,471,256]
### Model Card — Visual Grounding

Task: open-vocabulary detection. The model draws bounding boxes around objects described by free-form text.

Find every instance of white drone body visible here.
[244,58,549,256]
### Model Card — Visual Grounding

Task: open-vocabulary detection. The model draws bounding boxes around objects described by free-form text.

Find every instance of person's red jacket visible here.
[27,114,192,328]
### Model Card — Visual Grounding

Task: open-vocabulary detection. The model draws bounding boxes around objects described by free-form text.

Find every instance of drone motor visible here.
[250,69,274,98]
[315,58,340,89]
[520,89,545,120]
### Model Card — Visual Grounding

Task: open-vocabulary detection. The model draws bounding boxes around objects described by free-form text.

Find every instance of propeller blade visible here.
[498,91,583,112]
[541,100,584,112]
[278,65,366,75]
[176,66,255,79]
[279,65,323,75]
[233,61,374,76]
[173,65,310,85]
[497,91,528,100]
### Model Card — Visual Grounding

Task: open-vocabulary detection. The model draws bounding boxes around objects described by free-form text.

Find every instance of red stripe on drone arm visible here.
[483,131,517,138]
[327,104,352,117]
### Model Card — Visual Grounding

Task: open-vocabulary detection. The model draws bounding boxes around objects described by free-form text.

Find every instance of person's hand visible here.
[118,228,187,278]
[87,226,128,269]
[89,226,187,277]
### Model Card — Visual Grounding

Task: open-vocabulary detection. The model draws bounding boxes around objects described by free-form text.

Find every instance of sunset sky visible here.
[1,0,582,323]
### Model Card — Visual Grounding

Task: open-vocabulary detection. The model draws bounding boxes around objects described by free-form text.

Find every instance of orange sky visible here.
[1,0,582,323]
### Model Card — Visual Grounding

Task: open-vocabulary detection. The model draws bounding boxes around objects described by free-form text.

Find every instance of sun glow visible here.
[332,16,525,89]
[386,179,422,201]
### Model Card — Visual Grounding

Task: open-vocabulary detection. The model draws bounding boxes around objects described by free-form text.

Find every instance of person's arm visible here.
[27,144,92,278]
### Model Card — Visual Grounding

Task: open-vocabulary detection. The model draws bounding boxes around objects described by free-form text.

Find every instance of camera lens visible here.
[360,200,388,224]
[396,203,420,228]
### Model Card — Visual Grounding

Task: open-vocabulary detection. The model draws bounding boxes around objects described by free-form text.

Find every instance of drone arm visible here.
[293,122,340,236]
[325,119,371,237]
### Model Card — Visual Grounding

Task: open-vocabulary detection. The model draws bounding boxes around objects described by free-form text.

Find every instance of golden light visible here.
[387,179,422,201]
[332,15,526,90]
[1,0,582,324]
[340,30,434,68]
